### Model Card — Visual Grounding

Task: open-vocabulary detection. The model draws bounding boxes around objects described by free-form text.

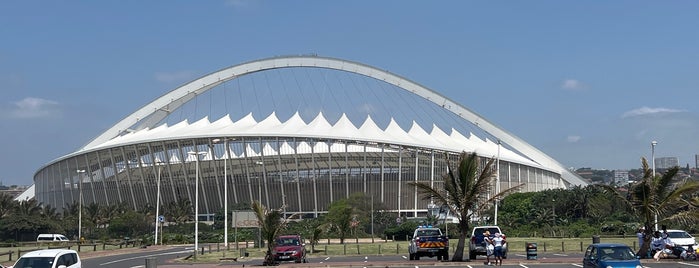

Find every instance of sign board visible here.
[232,211,259,228]
[158,215,164,222]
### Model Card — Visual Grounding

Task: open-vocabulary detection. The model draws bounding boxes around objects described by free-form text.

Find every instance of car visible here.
[665,229,697,250]
[9,249,81,268]
[272,235,307,263]
[408,225,449,260]
[583,243,642,268]
[469,225,507,259]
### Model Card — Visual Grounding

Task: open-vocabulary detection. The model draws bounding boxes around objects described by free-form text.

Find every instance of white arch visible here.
[81,55,586,186]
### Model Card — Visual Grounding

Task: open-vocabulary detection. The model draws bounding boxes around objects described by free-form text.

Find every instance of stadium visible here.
[33,56,587,218]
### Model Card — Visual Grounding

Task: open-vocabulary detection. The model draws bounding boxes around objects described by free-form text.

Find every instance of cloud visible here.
[154,71,196,83]
[566,135,581,143]
[621,106,683,118]
[7,97,60,119]
[561,79,585,90]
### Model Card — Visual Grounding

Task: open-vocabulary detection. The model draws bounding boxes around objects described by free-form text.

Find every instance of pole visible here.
[651,140,657,231]
[188,151,206,260]
[77,169,85,243]
[224,139,229,252]
[494,140,501,225]
[154,163,162,245]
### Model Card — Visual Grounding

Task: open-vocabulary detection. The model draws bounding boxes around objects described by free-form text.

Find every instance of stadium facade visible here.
[33,56,587,218]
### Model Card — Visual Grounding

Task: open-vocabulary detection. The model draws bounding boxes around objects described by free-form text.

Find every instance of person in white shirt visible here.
[492,233,506,266]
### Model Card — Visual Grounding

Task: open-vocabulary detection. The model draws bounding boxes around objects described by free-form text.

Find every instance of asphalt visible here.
[4,245,683,268]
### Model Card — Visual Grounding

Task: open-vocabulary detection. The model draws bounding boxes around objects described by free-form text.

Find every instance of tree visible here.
[409,152,522,261]
[608,157,699,257]
[325,198,354,244]
[0,194,15,219]
[251,201,289,265]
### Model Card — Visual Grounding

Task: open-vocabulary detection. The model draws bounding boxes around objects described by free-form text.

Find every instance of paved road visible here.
[76,247,699,268]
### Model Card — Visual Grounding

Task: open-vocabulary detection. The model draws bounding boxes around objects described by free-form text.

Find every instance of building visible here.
[33,56,587,218]
[613,170,629,185]
[655,157,680,169]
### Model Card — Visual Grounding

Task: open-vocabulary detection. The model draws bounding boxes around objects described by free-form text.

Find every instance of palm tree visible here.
[609,157,699,257]
[409,152,523,261]
[251,201,290,265]
[0,194,16,219]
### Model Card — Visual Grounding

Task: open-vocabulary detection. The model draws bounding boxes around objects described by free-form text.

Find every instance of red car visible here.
[272,235,307,263]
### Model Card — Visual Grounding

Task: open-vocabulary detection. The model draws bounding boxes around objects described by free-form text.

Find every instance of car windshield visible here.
[599,247,636,260]
[13,257,55,268]
[667,231,692,239]
[276,238,300,246]
[417,229,441,236]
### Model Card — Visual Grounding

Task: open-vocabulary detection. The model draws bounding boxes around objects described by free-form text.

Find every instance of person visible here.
[636,227,645,249]
[483,230,493,265]
[654,231,676,261]
[492,232,506,266]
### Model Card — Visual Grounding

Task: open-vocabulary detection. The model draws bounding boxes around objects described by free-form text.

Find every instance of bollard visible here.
[145,257,157,268]
[592,235,600,244]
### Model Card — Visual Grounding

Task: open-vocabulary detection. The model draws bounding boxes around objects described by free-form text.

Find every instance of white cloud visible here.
[154,71,195,83]
[621,106,683,118]
[566,135,581,143]
[561,79,584,90]
[8,97,60,119]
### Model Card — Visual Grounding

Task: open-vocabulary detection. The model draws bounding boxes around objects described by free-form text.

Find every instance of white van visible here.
[36,234,70,242]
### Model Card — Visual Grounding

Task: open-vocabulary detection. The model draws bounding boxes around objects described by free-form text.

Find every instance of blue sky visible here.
[1,1,698,186]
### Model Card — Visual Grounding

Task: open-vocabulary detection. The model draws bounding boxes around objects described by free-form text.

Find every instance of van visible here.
[37,234,70,242]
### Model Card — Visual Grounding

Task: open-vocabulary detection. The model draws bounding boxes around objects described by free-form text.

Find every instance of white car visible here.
[666,229,697,250]
[9,249,81,268]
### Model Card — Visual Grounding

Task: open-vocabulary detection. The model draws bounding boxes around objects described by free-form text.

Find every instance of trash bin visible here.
[526,242,537,260]
[592,235,600,244]
[145,257,157,268]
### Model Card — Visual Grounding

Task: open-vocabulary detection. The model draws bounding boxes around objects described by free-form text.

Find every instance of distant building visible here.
[0,185,30,200]
[614,170,629,185]
[655,157,680,169]
[695,154,699,169]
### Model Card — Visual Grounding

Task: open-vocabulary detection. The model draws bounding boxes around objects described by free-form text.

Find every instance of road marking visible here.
[99,249,192,265]
[571,264,583,267]
[401,255,408,259]
[679,262,699,267]
[519,263,528,268]
[324,257,331,261]
[515,254,527,257]
[130,266,144,268]
[553,253,569,256]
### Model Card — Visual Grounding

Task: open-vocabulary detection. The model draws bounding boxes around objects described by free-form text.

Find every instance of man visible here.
[492,233,506,266]
[483,230,493,265]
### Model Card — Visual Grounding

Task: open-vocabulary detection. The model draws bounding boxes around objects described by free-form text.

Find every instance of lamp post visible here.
[494,140,501,225]
[651,140,658,231]
[76,169,85,243]
[212,138,230,251]
[188,151,207,259]
[154,161,163,245]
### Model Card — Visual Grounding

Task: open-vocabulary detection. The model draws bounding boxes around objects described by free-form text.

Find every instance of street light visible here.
[212,138,230,251]
[154,161,163,245]
[76,169,85,243]
[188,151,207,259]
[494,140,501,225]
[651,140,658,231]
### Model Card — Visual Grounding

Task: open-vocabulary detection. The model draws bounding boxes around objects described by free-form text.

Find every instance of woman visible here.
[492,233,506,266]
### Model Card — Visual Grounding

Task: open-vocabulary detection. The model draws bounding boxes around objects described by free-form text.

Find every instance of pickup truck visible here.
[469,225,507,260]
[408,226,449,261]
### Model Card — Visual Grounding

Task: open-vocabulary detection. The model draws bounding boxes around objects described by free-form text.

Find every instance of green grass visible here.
[180,236,641,263]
